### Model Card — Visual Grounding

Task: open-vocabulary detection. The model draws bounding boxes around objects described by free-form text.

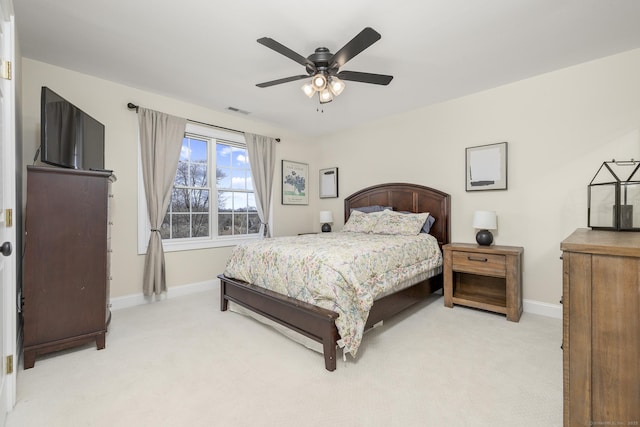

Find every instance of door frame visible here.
[0,0,17,422]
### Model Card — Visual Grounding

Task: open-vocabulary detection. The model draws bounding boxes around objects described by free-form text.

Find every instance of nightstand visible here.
[443,243,523,322]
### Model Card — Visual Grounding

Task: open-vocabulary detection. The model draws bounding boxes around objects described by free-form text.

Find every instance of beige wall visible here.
[22,49,640,305]
[316,48,640,305]
[21,59,320,298]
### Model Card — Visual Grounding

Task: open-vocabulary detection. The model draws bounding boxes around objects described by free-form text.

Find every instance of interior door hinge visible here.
[4,208,12,227]
[5,355,13,375]
[0,60,11,80]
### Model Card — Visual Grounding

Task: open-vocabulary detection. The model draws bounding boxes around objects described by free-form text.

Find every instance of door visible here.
[0,0,16,423]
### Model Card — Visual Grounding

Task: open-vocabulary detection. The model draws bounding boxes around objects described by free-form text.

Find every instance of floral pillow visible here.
[342,210,384,233]
[371,210,430,236]
[396,211,436,233]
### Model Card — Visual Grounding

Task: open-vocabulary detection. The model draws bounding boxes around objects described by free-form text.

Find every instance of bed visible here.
[218,182,450,371]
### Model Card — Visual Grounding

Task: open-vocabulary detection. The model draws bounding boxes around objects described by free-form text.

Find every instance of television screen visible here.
[41,87,105,170]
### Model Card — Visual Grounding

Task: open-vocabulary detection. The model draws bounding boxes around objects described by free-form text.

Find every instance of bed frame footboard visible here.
[219,273,442,371]
[219,274,340,371]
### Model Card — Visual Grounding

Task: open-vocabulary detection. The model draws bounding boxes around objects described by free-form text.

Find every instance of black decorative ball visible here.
[476,229,493,246]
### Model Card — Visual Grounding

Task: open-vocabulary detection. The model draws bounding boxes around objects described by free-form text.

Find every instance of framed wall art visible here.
[319,167,338,198]
[465,142,508,191]
[282,160,309,205]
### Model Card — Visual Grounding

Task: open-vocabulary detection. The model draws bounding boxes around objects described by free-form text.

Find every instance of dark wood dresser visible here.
[23,166,114,368]
[561,228,640,426]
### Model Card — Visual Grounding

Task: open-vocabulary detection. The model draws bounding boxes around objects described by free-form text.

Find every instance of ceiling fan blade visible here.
[336,71,393,85]
[329,27,382,69]
[256,75,310,88]
[257,37,316,71]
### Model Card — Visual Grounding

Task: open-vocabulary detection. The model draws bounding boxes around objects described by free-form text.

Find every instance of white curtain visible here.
[138,107,187,296]
[244,133,276,237]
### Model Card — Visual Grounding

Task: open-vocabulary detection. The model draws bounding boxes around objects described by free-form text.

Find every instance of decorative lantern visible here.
[588,159,640,231]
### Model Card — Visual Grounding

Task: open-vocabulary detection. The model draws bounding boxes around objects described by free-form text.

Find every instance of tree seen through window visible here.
[161,136,259,240]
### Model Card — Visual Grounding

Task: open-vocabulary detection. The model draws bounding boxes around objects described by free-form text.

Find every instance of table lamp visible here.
[320,210,333,232]
[473,210,497,246]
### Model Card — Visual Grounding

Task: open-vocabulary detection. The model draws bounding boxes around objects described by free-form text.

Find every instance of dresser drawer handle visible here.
[467,256,488,262]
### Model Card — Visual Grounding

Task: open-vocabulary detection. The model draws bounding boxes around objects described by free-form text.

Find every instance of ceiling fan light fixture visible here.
[256,28,392,105]
[311,73,327,91]
[328,76,345,96]
[318,88,333,104]
[301,82,315,98]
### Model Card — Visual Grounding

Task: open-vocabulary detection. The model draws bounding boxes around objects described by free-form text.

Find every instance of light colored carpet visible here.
[7,289,562,427]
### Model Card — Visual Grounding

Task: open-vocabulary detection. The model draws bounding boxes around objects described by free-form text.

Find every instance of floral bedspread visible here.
[223,232,442,357]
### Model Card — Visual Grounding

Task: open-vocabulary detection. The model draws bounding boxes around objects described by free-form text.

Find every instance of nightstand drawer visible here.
[452,251,506,277]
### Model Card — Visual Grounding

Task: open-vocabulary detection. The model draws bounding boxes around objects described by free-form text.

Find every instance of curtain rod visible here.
[127,103,280,142]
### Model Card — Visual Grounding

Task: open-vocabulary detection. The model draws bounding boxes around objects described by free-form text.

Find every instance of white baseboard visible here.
[523,299,562,319]
[110,280,563,320]
[110,279,217,311]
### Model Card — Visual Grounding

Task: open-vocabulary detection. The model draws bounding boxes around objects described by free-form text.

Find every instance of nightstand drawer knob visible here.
[467,256,488,262]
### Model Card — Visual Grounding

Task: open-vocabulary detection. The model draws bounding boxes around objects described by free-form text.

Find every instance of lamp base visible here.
[476,229,493,246]
[321,223,331,232]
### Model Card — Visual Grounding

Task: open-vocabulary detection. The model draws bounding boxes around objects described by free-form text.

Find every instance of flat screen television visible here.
[40,86,105,170]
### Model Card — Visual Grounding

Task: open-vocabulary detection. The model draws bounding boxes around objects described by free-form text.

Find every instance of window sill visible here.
[137,235,260,255]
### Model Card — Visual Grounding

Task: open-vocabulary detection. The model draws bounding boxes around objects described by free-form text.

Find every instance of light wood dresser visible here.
[561,228,640,426]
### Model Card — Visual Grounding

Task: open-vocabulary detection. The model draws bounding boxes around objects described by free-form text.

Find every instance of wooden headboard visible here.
[343,182,451,247]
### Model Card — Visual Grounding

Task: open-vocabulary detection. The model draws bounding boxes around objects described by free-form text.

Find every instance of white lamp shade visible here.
[301,82,315,98]
[473,210,497,229]
[328,77,345,96]
[318,88,333,104]
[311,74,327,91]
[319,211,334,223]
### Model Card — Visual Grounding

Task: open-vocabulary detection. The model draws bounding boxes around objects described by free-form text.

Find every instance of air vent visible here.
[227,106,250,115]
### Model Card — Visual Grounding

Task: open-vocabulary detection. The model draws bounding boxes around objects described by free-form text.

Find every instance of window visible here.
[138,123,260,253]
[215,142,260,237]
[161,136,210,240]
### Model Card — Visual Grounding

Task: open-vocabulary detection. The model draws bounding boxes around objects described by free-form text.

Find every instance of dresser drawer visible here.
[452,251,506,277]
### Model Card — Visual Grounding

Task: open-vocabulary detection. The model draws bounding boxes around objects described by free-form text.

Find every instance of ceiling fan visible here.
[255,27,393,104]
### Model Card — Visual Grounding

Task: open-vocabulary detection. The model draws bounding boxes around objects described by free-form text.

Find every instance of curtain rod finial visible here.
[127,103,139,112]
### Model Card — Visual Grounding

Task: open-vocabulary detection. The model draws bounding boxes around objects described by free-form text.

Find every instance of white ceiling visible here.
[13,0,640,137]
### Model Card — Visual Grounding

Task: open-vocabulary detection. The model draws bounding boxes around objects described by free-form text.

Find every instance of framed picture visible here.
[319,167,339,198]
[282,160,309,205]
[465,142,508,191]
